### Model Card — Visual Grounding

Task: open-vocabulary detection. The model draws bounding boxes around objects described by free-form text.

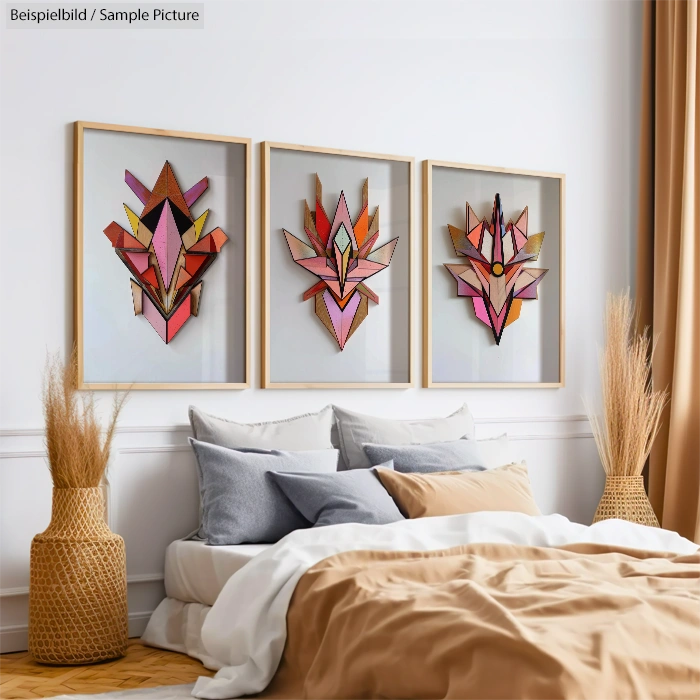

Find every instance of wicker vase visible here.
[592,475,660,527]
[29,487,128,664]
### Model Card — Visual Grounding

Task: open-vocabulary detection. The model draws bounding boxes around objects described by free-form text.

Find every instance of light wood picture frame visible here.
[262,141,415,389]
[74,121,251,390]
[423,159,565,388]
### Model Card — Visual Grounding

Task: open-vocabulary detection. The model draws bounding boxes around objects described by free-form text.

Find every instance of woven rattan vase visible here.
[29,487,128,664]
[592,475,660,527]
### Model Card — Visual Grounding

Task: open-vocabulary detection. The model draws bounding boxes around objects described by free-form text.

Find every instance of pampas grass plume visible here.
[43,348,126,488]
[588,292,667,477]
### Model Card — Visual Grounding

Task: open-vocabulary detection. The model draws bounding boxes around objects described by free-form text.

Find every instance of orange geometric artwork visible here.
[104,162,229,343]
[444,193,548,345]
[283,176,398,350]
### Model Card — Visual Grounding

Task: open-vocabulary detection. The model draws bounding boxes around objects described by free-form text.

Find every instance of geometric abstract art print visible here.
[103,161,228,344]
[283,175,398,350]
[444,193,548,345]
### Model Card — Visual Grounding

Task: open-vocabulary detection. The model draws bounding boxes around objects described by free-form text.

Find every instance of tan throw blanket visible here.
[261,543,700,700]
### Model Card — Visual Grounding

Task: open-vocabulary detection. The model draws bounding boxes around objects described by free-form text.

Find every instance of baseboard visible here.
[128,611,154,639]
[0,611,154,654]
[0,624,28,654]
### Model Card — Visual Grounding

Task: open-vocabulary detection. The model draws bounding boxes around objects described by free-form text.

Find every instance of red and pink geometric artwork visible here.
[103,162,228,344]
[283,176,398,350]
[444,194,548,345]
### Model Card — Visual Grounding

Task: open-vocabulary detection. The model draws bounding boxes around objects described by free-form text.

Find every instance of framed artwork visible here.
[262,142,414,388]
[74,121,250,389]
[423,160,565,388]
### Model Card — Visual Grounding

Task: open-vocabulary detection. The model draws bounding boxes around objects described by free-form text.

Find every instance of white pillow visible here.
[333,404,475,470]
[477,434,517,469]
[189,405,334,450]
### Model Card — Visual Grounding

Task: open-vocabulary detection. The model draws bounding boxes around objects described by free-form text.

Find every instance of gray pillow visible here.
[189,405,334,450]
[190,438,339,544]
[268,465,404,527]
[362,440,487,474]
[333,404,475,470]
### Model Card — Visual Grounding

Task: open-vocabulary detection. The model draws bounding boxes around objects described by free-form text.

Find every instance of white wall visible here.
[0,0,642,652]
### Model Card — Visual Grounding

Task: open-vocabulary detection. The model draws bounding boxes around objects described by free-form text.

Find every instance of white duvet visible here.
[189,512,696,699]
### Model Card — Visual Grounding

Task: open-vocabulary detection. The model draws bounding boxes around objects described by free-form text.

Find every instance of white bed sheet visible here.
[164,540,271,606]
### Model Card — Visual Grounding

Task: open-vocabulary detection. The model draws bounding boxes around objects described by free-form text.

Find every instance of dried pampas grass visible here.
[43,348,126,488]
[588,292,667,477]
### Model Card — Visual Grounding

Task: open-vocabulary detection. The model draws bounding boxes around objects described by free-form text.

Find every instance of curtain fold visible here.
[636,0,700,543]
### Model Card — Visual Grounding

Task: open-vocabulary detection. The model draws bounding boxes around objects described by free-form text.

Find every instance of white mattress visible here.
[164,539,271,606]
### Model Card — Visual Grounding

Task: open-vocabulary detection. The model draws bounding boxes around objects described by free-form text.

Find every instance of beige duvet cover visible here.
[260,542,700,699]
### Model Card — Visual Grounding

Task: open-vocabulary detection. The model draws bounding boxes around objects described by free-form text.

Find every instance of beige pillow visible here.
[376,463,541,518]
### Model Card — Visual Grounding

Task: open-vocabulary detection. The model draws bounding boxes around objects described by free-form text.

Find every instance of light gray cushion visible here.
[333,404,475,470]
[189,405,334,451]
[268,464,404,527]
[362,440,487,473]
[190,438,339,544]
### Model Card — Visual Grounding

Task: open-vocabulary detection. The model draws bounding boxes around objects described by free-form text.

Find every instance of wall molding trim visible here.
[474,415,588,425]
[0,450,46,460]
[118,445,191,455]
[0,425,190,438]
[508,432,592,441]
[0,429,594,462]
[0,573,164,598]
[0,414,590,440]
[0,445,191,461]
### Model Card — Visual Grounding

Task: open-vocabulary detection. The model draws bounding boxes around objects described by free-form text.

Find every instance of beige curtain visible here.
[637,0,700,543]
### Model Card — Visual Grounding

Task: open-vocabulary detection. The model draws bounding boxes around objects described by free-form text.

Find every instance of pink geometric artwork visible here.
[283,176,398,350]
[104,162,228,343]
[444,194,548,344]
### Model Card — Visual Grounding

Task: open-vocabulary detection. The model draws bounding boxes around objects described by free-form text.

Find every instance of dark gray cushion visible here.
[189,438,339,545]
[268,465,404,527]
[362,440,487,474]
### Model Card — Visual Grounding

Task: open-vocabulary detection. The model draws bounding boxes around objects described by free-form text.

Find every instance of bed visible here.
[143,512,700,700]
[143,405,700,698]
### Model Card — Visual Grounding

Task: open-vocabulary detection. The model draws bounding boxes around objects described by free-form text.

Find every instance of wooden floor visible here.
[0,640,214,699]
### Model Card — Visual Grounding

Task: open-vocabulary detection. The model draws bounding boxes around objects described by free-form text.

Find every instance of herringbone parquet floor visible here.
[0,640,213,699]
